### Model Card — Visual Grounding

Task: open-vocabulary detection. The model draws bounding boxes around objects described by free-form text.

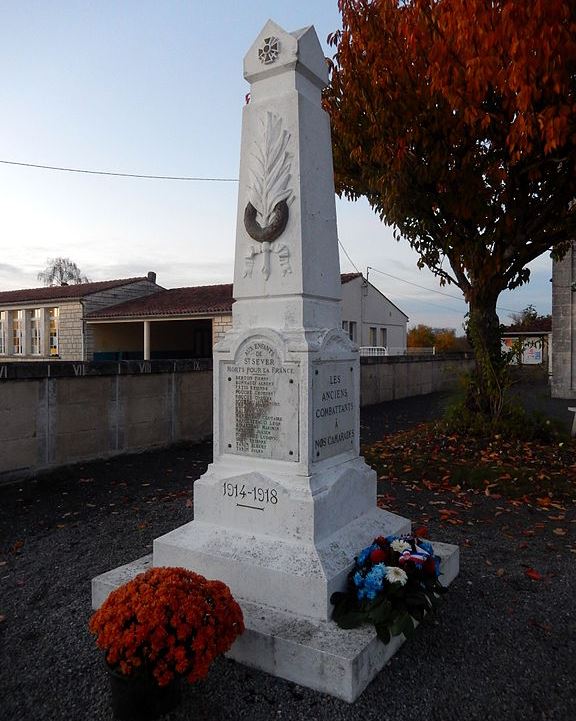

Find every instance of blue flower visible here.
[357,543,379,565]
[363,563,387,601]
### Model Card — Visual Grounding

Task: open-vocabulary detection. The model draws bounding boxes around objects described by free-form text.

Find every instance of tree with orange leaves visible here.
[407,324,436,348]
[324,0,576,421]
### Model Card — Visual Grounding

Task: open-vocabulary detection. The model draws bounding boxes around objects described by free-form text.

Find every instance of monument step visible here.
[91,541,458,702]
[230,539,458,702]
[152,508,411,621]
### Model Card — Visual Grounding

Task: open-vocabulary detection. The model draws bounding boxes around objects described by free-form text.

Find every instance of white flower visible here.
[390,539,411,553]
[386,567,408,586]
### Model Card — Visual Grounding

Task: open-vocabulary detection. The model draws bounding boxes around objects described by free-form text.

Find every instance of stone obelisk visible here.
[154,19,410,621]
[94,20,458,701]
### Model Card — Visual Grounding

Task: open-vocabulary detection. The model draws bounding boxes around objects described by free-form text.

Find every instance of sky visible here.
[0,1,554,330]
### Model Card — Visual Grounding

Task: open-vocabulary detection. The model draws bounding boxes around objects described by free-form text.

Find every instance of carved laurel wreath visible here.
[244,112,293,243]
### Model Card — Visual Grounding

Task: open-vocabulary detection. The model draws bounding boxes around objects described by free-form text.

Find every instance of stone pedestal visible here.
[92,20,459,702]
[552,240,576,398]
[154,19,412,624]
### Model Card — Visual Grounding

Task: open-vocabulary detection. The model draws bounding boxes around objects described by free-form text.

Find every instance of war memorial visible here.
[92,20,459,702]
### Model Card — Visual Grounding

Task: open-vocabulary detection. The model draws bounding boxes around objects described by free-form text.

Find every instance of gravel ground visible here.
[1,386,575,721]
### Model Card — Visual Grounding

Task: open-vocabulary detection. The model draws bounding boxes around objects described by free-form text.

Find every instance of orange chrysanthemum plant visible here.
[89,567,244,687]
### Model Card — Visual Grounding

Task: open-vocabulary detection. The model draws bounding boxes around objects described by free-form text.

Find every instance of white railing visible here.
[407,346,436,355]
[359,346,388,357]
[359,346,436,357]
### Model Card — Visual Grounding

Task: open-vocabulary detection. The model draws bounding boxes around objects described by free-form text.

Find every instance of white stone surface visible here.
[228,540,459,702]
[153,20,415,625]
[220,336,299,461]
[92,542,459,703]
[92,19,459,702]
[91,555,152,610]
[154,507,410,621]
[233,21,342,333]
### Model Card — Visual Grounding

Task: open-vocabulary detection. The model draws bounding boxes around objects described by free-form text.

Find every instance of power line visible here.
[367,265,521,314]
[0,159,239,182]
[397,295,469,316]
[0,158,541,318]
[338,238,362,275]
[368,266,465,302]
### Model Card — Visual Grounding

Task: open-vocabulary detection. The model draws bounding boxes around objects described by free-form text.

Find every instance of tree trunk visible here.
[466,290,506,422]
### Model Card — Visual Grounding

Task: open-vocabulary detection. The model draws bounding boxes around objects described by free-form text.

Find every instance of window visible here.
[380,328,387,347]
[342,320,349,334]
[30,309,41,355]
[13,310,23,354]
[0,312,5,354]
[348,321,357,342]
[49,308,59,356]
[369,327,377,346]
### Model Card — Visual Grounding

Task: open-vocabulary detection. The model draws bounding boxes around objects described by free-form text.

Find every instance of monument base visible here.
[91,541,459,702]
[152,507,411,621]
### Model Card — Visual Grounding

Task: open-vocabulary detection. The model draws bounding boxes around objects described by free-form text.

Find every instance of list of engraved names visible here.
[222,339,299,461]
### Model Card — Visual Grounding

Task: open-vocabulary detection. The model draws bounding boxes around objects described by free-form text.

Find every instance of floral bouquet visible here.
[89,566,244,687]
[330,535,445,643]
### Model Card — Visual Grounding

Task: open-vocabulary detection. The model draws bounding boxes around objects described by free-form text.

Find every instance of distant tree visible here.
[408,325,470,352]
[38,258,89,286]
[507,304,553,330]
[407,324,435,348]
[324,0,576,422]
[509,305,538,327]
[434,329,457,353]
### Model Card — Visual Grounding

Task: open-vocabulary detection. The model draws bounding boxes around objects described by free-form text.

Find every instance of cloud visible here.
[0,263,21,275]
[84,259,235,288]
[0,262,43,290]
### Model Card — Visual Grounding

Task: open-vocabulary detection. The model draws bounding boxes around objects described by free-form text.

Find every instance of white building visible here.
[0,274,160,361]
[340,272,408,354]
[0,273,408,361]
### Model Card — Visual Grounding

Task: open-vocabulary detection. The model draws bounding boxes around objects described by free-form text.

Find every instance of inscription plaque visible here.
[221,339,299,461]
[312,361,355,461]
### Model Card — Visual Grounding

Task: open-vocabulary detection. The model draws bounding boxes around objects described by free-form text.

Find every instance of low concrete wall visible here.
[0,360,212,482]
[0,354,472,481]
[360,354,474,406]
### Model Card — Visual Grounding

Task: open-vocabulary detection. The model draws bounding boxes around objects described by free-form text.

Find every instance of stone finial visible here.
[244,19,329,88]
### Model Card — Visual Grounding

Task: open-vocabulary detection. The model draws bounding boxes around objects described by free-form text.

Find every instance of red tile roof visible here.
[87,274,363,320]
[87,283,234,319]
[340,272,362,284]
[0,277,151,305]
[503,317,552,333]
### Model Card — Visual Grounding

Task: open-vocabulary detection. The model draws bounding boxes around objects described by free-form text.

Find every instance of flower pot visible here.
[106,665,181,721]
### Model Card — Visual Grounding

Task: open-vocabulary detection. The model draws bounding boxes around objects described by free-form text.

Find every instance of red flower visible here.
[370,549,389,564]
[89,567,244,687]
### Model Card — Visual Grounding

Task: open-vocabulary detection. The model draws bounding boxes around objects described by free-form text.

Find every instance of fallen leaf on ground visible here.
[529,619,552,632]
[524,567,543,581]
